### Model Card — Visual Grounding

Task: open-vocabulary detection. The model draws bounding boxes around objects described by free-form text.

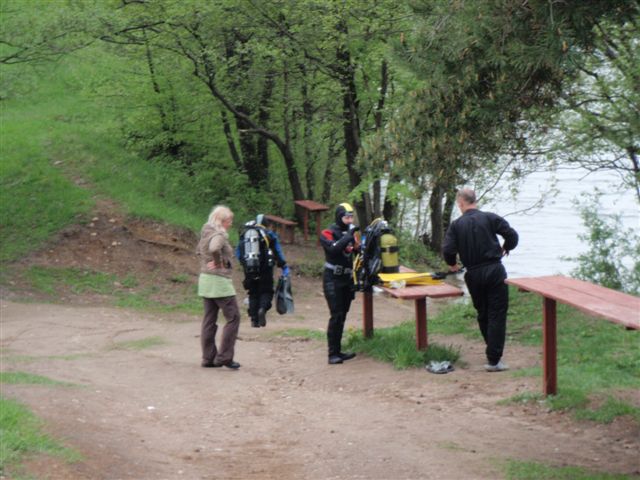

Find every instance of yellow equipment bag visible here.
[378,272,444,286]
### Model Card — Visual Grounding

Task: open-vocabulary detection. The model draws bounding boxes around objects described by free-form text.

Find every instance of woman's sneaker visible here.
[484,360,509,372]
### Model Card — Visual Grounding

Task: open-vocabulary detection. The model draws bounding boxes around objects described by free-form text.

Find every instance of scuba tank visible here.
[354,218,399,291]
[380,232,399,273]
[243,227,262,277]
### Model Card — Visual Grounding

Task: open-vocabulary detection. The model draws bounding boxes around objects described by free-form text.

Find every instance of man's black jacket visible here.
[443,209,518,269]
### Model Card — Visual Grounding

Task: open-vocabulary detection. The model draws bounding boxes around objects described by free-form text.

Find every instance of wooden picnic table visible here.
[505,275,640,396]
[362,268,463,350]
[294,200,329,243]
[264,214,297,244]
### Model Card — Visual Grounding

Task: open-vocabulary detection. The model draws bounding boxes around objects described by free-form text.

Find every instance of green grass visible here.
[340,286,639,422]
[8,264,202,313]
[434,287,640,421]
[0,372,75,387]
[0,396,82,475]
[113,286,202,314]
[505,460,637,480]
[274,328,326,340]
[1,353,93,364]
[574,397,640,424]
[23,266,121,296]
[344,322,461,369]
[111,336,167,351]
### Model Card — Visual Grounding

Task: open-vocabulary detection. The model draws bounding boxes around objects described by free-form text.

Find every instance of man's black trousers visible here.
[323,269,354,357]
[243,272,275,321]
[464,263,508,365]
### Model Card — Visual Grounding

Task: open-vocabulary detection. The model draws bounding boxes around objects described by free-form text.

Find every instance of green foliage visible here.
[361,0,638,244]
[396,230,446,271]
[293,259,325,278]
[548,19,640,201]
[505,460,635,480]
[566,195,640,294]
[0,396,81,473]
[344,322,461,369]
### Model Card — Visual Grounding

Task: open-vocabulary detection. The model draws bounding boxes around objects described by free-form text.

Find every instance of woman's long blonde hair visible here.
[207,205,233,227]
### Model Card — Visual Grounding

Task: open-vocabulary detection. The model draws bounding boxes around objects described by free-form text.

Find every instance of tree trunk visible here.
[443,187,456,233]
[336,36,371,226]
[321,129,339,206]
[372,60,388,219]
[382,170,400,222]
[301,65,316,200]
[256,69,276,188]
[429,183,445,253]
[220,109,242,170]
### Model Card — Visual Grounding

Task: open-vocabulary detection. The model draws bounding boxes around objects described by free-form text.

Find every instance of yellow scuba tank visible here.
[380,232,399,273]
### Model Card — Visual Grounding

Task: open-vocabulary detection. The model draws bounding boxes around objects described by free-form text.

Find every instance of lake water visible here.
[478,168,639,278]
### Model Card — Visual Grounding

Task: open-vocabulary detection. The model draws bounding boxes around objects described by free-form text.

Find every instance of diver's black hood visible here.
[334,203,353,230]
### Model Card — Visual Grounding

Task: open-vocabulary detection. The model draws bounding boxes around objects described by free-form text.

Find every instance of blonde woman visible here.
[197,205,241,369]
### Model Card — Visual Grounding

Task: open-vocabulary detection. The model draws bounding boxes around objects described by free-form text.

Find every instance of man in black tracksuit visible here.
[320,203,360,365]
[443,188,519,372]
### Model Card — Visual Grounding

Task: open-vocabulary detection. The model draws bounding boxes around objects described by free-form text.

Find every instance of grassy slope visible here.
[0,84,93,264]
[1,49,209,268]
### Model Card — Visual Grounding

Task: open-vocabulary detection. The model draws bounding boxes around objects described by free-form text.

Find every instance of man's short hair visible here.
[456,188,477,204]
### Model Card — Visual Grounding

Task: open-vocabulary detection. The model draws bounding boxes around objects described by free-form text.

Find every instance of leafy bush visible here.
[396,230,446,271]
[566,195,640,295]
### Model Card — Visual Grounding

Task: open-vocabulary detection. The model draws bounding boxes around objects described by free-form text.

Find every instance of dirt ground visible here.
[1,201,639,480]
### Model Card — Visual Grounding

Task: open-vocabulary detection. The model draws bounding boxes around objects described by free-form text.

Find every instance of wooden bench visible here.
[264,214,297,244]
[362,266,463,350]
[294,200,329,244]
[505,275,640,396]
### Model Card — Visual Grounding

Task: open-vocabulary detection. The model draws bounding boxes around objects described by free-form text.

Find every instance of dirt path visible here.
[1,203,638,479]
[2,293,638,480]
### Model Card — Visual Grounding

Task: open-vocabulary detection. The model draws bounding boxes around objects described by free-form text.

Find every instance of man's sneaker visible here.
[484,361,509,372]
[328,355,343,365]
[339,352,356,361]
[258,308,267,327]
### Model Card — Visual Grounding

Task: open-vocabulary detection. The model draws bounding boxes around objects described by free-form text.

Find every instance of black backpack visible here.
[355,218,399,291]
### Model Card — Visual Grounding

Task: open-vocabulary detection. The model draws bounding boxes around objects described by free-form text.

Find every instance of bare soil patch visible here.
[1,201,639,479]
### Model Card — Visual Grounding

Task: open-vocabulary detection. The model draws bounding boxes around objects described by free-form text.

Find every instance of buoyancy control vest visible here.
[354,218,399,291]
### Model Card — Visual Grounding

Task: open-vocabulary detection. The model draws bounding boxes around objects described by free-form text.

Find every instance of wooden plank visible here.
[383,284,463,300]
[506,276,640,329]
[532,275,638,306]
[264,214,297,226]
[294,199,329,211]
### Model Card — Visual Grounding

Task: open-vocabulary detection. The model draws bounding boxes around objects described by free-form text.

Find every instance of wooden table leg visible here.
[543,297,557,396]
[303,210,309,242]
[415,297,428,350]
[315,212,322,245]
[363,290,373,338]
